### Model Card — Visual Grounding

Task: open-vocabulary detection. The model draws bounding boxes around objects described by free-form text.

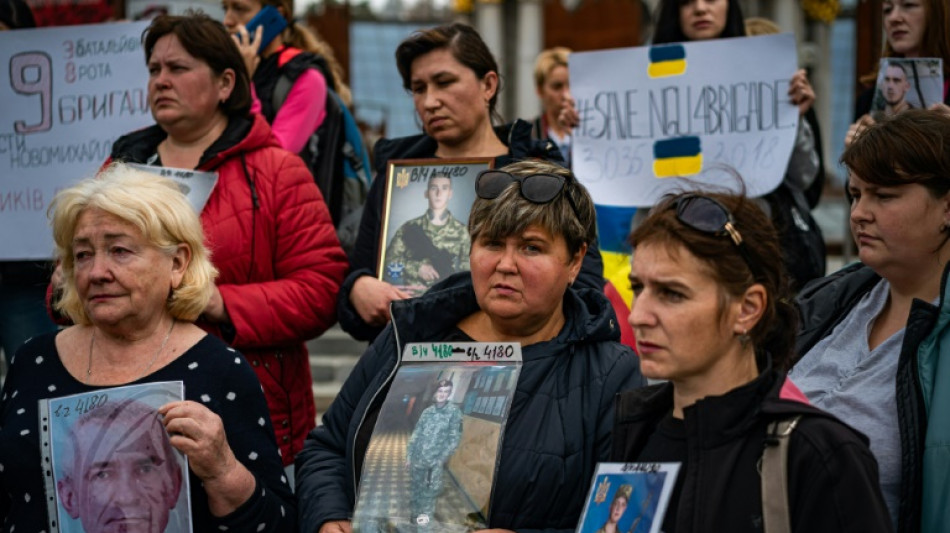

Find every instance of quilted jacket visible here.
[110,114,347,463]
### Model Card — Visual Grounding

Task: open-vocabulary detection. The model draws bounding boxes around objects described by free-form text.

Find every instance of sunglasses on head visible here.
[475,169,581,220]
[667,194,761,280]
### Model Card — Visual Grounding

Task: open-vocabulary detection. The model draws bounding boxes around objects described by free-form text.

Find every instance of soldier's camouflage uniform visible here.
[383,211,469,294]
[406,401,463,524]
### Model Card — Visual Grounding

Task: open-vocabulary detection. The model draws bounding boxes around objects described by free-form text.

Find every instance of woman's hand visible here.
[159,400,256,516]
[231,24,263,78]
[319,520,353,533]
[202,286,231,324]
[350,276,410,326]
[929,102,950,118]
[557,95,580,130]
[788,69,815,115]
[845,114,876,147]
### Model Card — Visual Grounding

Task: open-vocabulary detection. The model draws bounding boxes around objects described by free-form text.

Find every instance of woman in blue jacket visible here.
[296,160,644,533]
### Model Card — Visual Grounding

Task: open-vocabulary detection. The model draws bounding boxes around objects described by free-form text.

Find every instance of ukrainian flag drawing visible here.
[653,136,703,178]
[647,44,687,78]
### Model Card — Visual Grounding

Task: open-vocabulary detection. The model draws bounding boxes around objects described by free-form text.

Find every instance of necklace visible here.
[86,320,175,384]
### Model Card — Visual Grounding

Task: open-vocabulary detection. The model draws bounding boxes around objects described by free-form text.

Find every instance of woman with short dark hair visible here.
[297,159,643,533]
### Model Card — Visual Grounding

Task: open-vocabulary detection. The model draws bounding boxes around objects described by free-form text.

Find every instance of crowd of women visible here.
[1,0,949,531]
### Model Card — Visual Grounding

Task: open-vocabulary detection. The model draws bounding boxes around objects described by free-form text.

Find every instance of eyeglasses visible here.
[475,169,581,220]
[668,194,760,279]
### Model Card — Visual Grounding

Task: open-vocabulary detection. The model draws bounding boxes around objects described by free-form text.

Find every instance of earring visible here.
[738,327,751,347]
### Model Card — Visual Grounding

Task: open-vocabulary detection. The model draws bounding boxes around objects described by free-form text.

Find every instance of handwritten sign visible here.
[402,342,523,363]
[0,21,152,260]
[570,34,800,207]
[129,164,219,213]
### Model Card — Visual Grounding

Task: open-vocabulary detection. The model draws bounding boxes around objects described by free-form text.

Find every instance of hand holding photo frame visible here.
[377,158,493,297]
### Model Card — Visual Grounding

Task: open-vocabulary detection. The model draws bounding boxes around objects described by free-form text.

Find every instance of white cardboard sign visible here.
[0,21,152,259]
[570,34,800,207]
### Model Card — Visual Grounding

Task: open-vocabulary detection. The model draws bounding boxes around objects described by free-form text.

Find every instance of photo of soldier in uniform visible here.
[384,172,470,296]
[405,379,463,528]
[576,464,680,533]
[872,58,944,118]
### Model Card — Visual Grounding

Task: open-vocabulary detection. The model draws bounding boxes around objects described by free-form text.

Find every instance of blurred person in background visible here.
[530,47,573,168]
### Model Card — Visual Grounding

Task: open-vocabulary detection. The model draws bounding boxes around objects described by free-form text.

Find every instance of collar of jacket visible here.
[388,271,620,359]
[615,357,838,449]
[371,119,563,175]
[110,114,275,171]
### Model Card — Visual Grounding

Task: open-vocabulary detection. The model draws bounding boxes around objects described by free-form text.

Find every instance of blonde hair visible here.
[49,163,217,325]
[744,17,781,36]
[533,46,571,89]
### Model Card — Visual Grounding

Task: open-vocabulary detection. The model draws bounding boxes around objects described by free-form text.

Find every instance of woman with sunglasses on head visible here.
[846,0,950,146]
[337,23,604,342]
[296,160,645,533]
[791,110,950,533]
[616,191,890,533]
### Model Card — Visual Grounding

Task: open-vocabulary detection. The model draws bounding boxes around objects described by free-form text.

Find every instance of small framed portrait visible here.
[377,158,493,297]
[872,58,944,117]
[576,463,681,533]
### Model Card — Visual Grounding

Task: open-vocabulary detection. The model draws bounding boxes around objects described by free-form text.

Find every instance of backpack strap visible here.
[761,415,802,533]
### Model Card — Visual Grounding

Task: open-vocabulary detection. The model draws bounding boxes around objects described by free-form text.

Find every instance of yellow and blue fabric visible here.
[647,44,687,78]
[653,136,703,178]
[595,204,637,308]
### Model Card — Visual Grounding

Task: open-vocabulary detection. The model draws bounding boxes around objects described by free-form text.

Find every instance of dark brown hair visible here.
[630,192,797,369]
[143,12,252,117]
[842,109,950,200]
[861,0,950,85]
[395,22,502,123]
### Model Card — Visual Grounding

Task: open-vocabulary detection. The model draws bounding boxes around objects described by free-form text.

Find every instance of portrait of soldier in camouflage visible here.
[405,379,463,527]
[384,172,470,295]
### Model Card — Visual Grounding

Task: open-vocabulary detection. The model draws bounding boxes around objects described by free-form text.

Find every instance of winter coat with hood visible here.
[612,363,892,533]
[795,261,950,533]
[297,272,645,532]
[336,119,605,342]
[108,113,348,464]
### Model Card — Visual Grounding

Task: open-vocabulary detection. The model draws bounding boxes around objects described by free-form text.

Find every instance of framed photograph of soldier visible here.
[352,342,522,533]
[40,381,192,533]
[871,58,944,118]
[377,158,494,297]
[575,463,680,533]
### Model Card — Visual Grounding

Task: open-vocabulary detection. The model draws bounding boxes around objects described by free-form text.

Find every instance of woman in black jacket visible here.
[614,191,890,532]
[337,22,603,342]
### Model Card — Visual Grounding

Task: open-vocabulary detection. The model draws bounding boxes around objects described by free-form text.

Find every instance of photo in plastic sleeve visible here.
[872,57,944,117]
[45,381,192,532]
[377,158,493,297]
[353,362,520,533]
[575,463,681,533]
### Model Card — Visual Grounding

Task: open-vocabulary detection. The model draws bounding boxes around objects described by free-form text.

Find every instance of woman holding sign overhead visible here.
[338,22,605,342]
[100,13,347,473]
[615,190,890,532]
[297,160,645,533]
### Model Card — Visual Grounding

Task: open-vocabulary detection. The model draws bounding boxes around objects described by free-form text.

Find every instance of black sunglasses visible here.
[668,194,760,279]
[475,170,581,220]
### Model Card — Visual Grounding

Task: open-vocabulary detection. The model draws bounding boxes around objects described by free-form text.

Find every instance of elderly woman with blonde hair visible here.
[0,164,295,531]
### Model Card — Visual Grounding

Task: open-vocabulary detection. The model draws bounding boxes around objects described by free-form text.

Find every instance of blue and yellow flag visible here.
[653,136,703,178]
[595,204,637,307]
[647,44,687,78]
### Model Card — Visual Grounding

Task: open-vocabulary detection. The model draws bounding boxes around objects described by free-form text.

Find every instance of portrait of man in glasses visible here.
[383,172,470,296]
[54,398,188,533]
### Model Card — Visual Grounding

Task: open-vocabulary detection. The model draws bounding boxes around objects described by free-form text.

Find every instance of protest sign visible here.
[570,34,800,207]
[0,21,152,260]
